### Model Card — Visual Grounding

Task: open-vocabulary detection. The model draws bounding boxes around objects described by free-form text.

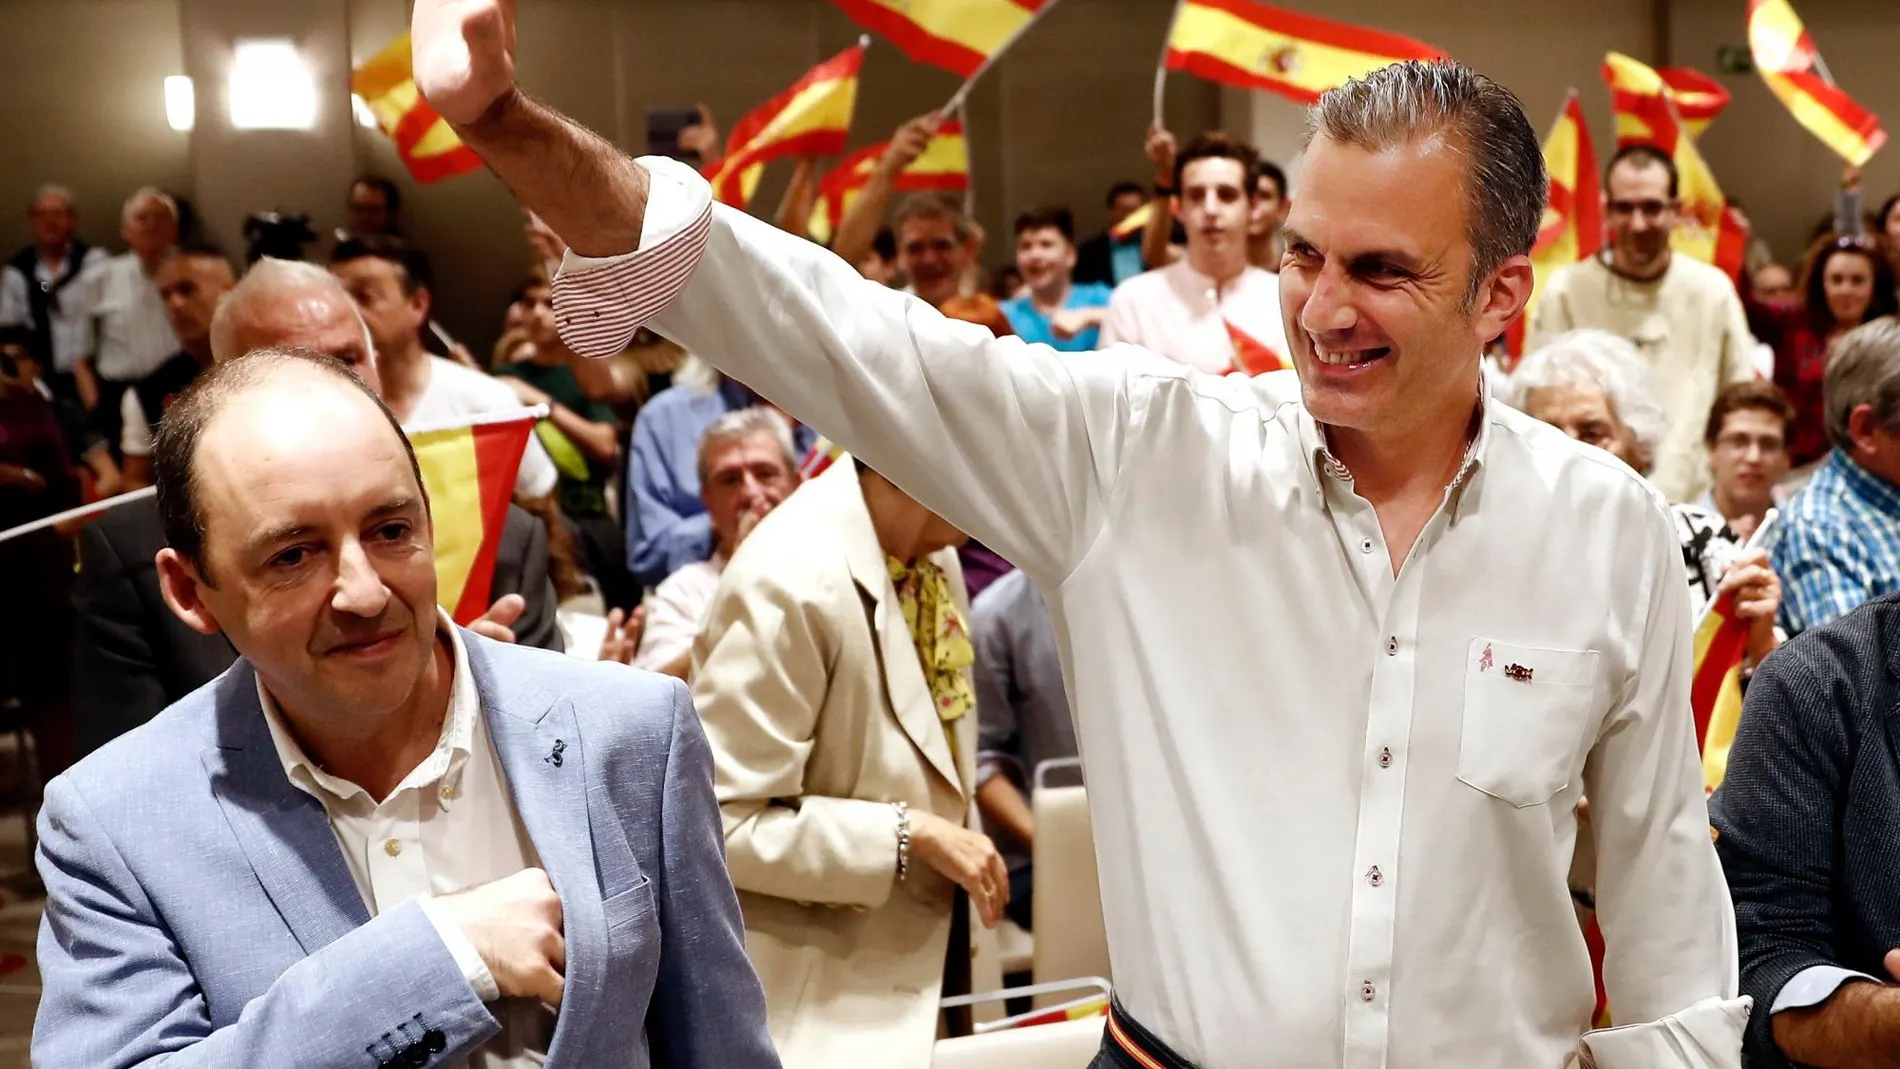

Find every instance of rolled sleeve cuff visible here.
[417,894,500,1003]
[553,155,715,359]
[1770,965,1880,1015]
[1580,995,1752,1069]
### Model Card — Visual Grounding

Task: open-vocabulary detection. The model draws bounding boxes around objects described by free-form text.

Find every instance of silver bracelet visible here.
[893,801,911,882]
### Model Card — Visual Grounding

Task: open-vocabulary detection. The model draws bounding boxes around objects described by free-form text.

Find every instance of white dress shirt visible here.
[633,554,725,671]
[0,244,108,372]
[1099,259,1291,375]
[85,252,177,382]
[551,156,1748,1069]
[258,613,551,1068]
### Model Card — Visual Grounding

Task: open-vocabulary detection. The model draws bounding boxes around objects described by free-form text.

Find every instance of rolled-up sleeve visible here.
[554,168,712,359]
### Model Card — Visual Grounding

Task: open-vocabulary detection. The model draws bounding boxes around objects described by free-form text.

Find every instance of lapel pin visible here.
[1504,664,1533,683]
[545,739,566,767]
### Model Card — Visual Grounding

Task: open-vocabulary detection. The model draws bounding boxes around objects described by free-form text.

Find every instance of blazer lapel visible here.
[483,691,608,1067]
[202,666,368,956]
[827,467,965,798]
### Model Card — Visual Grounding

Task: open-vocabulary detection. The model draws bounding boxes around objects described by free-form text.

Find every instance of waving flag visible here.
[1163,0,1445,105]
[1508,91,1602,361]
[1602,53,1748,281]
[1748,0,1886,166]
[808,120,971,245]
[825,0,1051,78]
[408,410,538,625]
[1692,590,1751,793]
[1109,201,1154,240]
[705,43,866,209]
[351,34,484,183]
[1224,320,1288,376]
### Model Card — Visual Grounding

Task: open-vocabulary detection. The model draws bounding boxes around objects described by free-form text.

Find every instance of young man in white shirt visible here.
[416,6,1746,1065]
[329,235,557,501]
[1101,132,1290,375]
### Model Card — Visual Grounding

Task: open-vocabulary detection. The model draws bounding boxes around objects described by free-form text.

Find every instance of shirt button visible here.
[439,782,456,802]
[383,838,403,858]
[1360,537,1374,554]
[1378,747,1393,768]
[1385,636,1398,656]
[1360,980,1376,1002]
[1367,865,1384,887]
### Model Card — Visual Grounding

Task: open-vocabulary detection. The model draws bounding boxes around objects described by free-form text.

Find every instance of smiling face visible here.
[1279,132,1522,441]
[1015,226,1076,294]
[1605,156,1679,278]
[1821,248,1877,327]
[159,366,436,728]
[898,214,974,309]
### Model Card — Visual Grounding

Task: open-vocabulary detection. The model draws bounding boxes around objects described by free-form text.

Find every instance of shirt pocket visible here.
[1456,638,1602,809]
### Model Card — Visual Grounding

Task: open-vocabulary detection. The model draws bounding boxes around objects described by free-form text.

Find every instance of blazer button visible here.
[422,1028,447,1054]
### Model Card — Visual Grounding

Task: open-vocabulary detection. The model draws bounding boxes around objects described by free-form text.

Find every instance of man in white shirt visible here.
[0,185,108,398]
[84,187,181,451]
[633,407,797,676]
[330,234,558,500]
[1101,132,1290,375]
[34,346,778,1067]
[417,6,1746,1065]
[119,244,236,488]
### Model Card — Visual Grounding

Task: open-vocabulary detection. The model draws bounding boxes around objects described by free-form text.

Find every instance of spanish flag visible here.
[1748,0,1886,166]
[824,0,1050,78]
[408,410,538,626]
[798,436,848,480]
[1163,0,1445,105]
[999,995,1108,1029]
[807,120,971,245]
[1225,320,1287,375]
[1109,201,1153,240]
[1692,590,1751,794]
[705,43,866,210]
[1507,91,1602,361]
[351,34,485,184]
[1601,53,1748,281]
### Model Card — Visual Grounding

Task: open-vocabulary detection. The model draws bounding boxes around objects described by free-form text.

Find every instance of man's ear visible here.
[410,285,433,328]
[1473,254,1536,344]
[156,547,222,636]
[1848,403,1882,462]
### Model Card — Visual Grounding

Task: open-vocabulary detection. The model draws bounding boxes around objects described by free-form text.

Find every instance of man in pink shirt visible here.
[1100,133,1290,375]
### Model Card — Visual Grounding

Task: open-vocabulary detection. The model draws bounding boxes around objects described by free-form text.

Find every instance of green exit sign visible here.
[1716,45,1754,75]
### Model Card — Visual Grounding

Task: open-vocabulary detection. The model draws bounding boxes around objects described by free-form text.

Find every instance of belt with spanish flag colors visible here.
[1100,999,1199,1069]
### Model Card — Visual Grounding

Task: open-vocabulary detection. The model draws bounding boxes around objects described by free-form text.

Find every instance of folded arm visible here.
[32,777,497,1068]
[1580,509,1749,1067]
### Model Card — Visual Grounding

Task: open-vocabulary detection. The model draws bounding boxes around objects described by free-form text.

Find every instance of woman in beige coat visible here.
[691,459,1008,1069]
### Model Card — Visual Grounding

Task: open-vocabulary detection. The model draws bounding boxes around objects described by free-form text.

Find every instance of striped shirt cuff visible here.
[552,155,715,359]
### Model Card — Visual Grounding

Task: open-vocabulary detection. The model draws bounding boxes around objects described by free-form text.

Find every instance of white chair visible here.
[935,980,1108,1069]
[1031,758,1110,1007]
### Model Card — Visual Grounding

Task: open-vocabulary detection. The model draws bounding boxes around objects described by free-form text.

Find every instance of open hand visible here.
[412,0,519,128]
[596,606,644,665]
[469,593,526,645]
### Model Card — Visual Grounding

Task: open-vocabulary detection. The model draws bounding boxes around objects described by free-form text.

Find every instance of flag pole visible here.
[1152,0,1186,126]
[1691,508,1779,630]
[958,103,976,219]
[403,404,551,438]
[943,0,1066,113]
[0,487,155,546]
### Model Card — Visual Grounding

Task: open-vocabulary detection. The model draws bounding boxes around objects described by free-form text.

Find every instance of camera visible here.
[242,211,319,265]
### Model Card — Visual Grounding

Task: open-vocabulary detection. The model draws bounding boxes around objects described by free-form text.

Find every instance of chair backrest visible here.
[930,1017,1104,1069]
[1031,783,1110,1005]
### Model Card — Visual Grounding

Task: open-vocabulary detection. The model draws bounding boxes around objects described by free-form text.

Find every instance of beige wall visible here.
[2,0,1896,356]
[0,0,190,254]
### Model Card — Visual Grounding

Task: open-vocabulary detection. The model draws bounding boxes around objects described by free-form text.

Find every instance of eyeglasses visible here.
[1713,432,1786,455]
[901,238,958,257]
[1607,200,1674,219]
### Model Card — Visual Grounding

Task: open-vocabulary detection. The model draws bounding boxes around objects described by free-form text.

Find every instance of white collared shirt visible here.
[258,612,550,1067]
[551,156,1748,1069]
[0,244,108,372]
[633,553,726,671]
[1099,259,1291,375]
[85,252,178,383]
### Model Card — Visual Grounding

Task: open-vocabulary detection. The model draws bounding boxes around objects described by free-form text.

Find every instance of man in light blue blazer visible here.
[33,345,780,1069]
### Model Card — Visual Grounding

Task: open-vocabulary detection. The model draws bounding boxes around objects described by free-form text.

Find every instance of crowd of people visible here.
[7,5,1900,1067]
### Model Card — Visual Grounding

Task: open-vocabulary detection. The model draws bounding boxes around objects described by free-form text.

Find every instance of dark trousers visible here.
[1090,1000,1199,1069]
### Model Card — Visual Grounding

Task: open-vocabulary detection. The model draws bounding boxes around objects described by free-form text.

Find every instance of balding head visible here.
[212,258,380,393]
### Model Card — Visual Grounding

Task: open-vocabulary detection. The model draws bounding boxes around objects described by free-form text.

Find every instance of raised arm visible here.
[1577,504,1749,1067]
[416,0,1155,583]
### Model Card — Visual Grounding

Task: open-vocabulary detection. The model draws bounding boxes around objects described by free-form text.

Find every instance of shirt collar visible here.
[258,607,478,807]
[1830,450,1900,515]
[1297,374,1492,516]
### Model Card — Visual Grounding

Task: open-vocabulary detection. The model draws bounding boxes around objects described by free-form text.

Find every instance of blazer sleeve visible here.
[493,505,564,654]
[644,680,781,1069]
[1713,636,1860,1066]
[69,520,169,759]
[31,776,500,1069]
[690,559,902,910]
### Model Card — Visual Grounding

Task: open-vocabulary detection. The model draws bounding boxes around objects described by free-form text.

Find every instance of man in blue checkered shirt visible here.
[1772,318,1900,636]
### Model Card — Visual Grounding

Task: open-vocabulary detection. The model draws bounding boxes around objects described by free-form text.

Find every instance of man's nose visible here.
[331,540,391,618]
[1299,267,1358,336]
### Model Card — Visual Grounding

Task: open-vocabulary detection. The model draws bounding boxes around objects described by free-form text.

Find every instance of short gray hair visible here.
[123,186,179,223]
[1309,60,1546,307]
[696,407,797,485]
[32,184,75,212]
[1509,329,1670,472]
[1824,316,1900,452]
[210,257,370,363]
